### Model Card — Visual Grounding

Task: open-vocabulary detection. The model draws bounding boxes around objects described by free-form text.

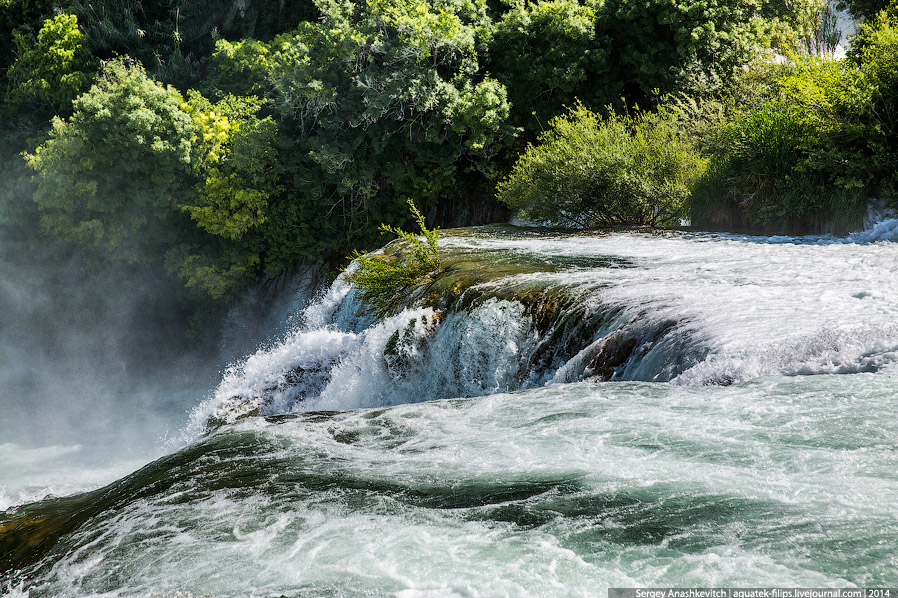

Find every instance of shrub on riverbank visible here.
[496,105,706,227]
[689,94,868,233]
[689,20,898,234]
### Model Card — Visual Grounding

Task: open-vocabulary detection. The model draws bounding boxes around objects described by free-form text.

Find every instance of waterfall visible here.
[184,226,898,438]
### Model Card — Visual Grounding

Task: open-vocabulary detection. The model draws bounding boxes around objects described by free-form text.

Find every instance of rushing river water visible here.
[3,224,898,596]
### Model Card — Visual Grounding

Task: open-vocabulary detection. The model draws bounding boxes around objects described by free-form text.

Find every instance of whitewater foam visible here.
[186,227,898,432]
[14,374,898,594]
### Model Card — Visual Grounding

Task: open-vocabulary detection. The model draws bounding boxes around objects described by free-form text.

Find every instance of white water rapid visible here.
[3,223,898,596]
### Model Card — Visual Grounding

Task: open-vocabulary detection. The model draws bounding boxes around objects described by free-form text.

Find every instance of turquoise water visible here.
[3,226,898,596]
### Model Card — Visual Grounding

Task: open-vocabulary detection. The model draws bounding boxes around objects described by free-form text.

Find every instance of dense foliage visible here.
[25,59,193,262]
[690,91,867,233]
[264,0,515,253]
[489,0,605,132]
[6,12,92,111]
[855,6,898,196]
[1,0,894,325]
[838,0,890,20]
[598,0,823,101]
[497,106,705,227]
[688,3,898,233]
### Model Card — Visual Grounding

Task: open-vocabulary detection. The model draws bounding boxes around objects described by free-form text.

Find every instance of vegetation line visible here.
[0,0,895,327]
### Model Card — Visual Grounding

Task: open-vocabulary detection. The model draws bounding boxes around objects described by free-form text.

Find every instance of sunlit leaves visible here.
[205,38,275,98]
[26,59,192,261]
[6,13,92,110]
[181,92,280,240]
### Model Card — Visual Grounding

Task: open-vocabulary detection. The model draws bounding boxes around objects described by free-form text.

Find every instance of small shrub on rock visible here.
[345,200,442,319]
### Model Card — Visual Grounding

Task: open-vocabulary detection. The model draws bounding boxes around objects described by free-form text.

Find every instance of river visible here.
[3,223,898,596]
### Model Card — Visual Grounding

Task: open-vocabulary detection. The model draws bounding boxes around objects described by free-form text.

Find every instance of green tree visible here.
[837,0,890,21]
[0,0,59,76]
[159,91,282,300]
[689,58,871,234]
[6,13,92,111]
[267,0,516,255]
[25,58,193,262]
[856,3,898,197]
[68,0,318,87]
[488,0,608,131]
[204,38,275,98]
[598,0,826,102]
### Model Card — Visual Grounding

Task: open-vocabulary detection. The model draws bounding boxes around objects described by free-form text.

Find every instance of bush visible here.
[69,0,316,87]
[344,200,442,319]
[496,105,706,228]
[23,59,279,300]
[838,0,891,21]
[689,53,877,234]
[690,89,868,233]
[0,0,59,76]
[263,0,516,260]
[162,92,282,301]
[204,39,275,99]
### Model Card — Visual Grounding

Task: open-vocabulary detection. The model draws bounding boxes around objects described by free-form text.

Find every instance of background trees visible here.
[1,0,888,325]
[25,59,193,262]
[681,1,898,233]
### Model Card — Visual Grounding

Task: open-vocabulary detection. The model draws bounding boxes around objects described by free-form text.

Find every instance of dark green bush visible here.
[69,0,316,86]
[0,0,59,76]
[24,59,283,300]
[838,0,891,22]
[597,0,825,102]
[203,38,274,99]
[497,105,706,227]
[265,0,516,256]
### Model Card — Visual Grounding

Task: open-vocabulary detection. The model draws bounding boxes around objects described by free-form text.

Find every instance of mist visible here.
[0,217,334,510]
[0,232,225,508]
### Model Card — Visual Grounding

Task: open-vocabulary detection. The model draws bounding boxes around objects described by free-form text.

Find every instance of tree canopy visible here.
[1,0,884,314]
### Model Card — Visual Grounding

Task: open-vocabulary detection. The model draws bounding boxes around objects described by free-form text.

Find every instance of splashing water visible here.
[4,225,898,596]
[184,226,898,436]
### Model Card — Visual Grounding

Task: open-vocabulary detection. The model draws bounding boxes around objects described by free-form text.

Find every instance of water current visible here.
[3,223,898,596]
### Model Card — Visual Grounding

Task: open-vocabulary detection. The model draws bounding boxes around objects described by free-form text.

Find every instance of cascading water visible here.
[184,225,898,432]
[4,224,898,596]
